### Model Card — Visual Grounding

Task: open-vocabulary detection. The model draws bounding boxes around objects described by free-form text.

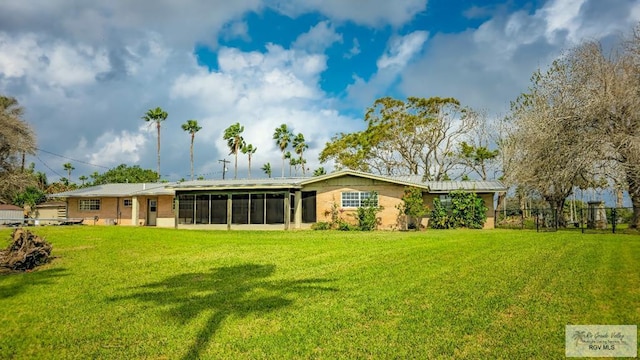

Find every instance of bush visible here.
[311,222,332,230]
[355,192,382,231]
[430,191,487,229]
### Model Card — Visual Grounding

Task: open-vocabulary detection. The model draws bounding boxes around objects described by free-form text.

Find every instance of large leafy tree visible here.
[181,119,202,180]
[223,122,244,179]
[320,96,477,180]
[90,164,159,185]
[0,95,37,203]
[292,133,308,176]
[273,124,293,178]
[141,107,168,181]
[241,143,257,178]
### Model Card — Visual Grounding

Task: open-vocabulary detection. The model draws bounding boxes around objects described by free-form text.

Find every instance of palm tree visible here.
[313,167,326,176]
[241,143,257,179]
[181,119,202,180]
[63,162,75,181]
[141,107,168,181]
[273,124,293,178]
[292,132,308,176]
[78,175,88,186]
[261,163,272,178]
[223,122,245,179]
[284,151,292,177]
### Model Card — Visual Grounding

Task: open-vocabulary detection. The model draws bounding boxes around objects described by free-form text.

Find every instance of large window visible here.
[232,194,250,224]
[210,195,227,224]
[79,199,101,211]
[302,191,316,223]
[195,195,210,224]
[341,191,378,208]
[178,195,194,224]
[250,194,265,224]
[266,193,285,224]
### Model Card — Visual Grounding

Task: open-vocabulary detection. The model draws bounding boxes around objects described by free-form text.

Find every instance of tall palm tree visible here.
[223,122,245,179]
[292,132,309,176]
[181,119,202,180]
[78,175,88,186]
[141,107,168,181]
[241,143,257,178]
[284,151,292,177]
[261,163,272,178]
[273,124,293,178]
[63,162,74,181]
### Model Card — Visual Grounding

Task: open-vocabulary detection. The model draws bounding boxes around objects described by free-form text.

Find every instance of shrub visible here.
[355,192,382,231]
[311,222,332,230]
[430,191,487,229]
[397,187,428,230]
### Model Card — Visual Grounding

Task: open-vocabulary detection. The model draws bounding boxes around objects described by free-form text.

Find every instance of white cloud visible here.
[292,21,342,53]
[377,31,428,69]
[344,38,361,58]
[346,31,428,107]
[400,0,640,116]
[269,0,427,27]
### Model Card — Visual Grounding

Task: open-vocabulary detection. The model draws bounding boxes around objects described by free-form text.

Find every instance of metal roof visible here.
[49,183,175,198]
[48,171,507,197]
[168,177,306,191]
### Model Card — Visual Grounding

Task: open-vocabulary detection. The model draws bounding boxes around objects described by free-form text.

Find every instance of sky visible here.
[1,0,639,183]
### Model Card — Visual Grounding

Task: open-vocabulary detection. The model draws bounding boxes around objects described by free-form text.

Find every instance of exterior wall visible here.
[33,206,65,225]
[423,192,496,229]
[303,175,406,230]
[66,195,175,227]
[0,209,23,224]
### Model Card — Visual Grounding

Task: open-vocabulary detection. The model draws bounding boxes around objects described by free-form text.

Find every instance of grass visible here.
[0,227,638,359]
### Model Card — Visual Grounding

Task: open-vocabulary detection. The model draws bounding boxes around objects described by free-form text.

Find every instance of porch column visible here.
[226,195,232,230]
[284,192,290,230]
[294,190,302,229]
[132,196,140,226]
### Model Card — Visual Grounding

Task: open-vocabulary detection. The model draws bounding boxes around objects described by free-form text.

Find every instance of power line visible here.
[36,148,110,169]
[35,155,65,179]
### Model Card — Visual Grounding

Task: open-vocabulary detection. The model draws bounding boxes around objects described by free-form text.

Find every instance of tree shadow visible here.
[111,264,337,359]
[0,267,68,300]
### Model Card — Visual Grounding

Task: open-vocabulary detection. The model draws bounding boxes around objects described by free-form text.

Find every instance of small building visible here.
[0,204,24,225]
[33,201,67,225]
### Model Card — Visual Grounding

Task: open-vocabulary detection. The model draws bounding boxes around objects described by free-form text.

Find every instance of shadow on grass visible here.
[0,268,68,299]
[112,264,337,359]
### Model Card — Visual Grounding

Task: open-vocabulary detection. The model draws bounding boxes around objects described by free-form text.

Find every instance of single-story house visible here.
[49,170,506,229]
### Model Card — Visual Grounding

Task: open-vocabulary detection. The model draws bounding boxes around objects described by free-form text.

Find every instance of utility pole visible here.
[218,159,230,180]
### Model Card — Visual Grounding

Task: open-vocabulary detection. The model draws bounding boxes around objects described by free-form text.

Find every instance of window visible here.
[79,199,101,211]
[341,191,378,208]
[123,199,132,207]
[438,194,452,208]
[302,191,317,223]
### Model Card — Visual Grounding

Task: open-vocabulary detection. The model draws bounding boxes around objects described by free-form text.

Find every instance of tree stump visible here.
[0,228,52,271]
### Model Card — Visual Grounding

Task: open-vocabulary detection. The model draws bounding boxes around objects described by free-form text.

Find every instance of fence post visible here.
[611,208,617,234]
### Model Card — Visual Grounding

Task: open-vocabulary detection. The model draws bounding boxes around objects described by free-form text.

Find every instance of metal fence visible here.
[495,207,637,234]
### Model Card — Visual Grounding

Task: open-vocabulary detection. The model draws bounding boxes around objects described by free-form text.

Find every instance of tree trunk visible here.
[156,122,161,181]
[626,170,640,228]
[190,134,194,180]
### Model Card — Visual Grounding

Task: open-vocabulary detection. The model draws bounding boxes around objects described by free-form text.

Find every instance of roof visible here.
[48,171,507,197]
[168,177,305,191]
[0,204,23,211]
[49,183,175,198]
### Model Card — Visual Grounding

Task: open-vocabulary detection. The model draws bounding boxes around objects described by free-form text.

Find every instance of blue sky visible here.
[0,0,638,182]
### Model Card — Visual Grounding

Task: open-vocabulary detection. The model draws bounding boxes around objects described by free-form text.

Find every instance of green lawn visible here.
[0,227,638,359]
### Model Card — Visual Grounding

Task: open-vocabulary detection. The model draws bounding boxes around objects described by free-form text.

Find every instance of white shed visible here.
[0,204,24,225]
